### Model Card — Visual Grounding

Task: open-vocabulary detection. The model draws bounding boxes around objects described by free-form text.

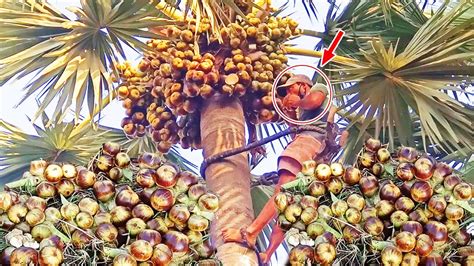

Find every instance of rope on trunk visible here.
[200,125,326,177]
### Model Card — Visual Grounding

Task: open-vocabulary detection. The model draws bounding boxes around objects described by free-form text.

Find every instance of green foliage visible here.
[330,2,473,161]
[0,0,172,123]
[0,116,196,185]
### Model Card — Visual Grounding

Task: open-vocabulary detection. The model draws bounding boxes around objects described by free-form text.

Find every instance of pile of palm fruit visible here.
[0,142,219,265]
[115,12,298,152]
[275,138,473,265]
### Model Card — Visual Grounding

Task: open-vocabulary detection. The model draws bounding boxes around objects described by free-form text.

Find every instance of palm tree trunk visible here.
[200,95,258,265]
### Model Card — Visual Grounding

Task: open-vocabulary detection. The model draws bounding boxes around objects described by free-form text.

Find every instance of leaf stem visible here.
[283,46,358,64]
[300,29,327,38]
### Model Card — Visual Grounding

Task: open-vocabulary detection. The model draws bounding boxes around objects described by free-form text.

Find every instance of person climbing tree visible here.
[222,74,349,263]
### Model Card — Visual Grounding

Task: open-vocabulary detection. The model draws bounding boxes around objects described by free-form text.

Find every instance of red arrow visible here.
[320,30,345,67]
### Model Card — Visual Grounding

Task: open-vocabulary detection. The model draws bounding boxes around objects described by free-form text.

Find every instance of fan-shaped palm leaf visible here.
[329,2,473,157]
[0,116,196,185]
[0,0,173,124]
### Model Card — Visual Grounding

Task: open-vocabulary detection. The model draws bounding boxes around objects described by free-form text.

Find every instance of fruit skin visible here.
[75,169,96,188]
[44,164,63,183]
[288,245,315,265]
[410,180,433,203]
[444,174,462,191]
[343,167,362,185]
[314,242,336,266]
[93,180,116,202]
[25,196,47,211]
[380,182,401,202]
[78,197,99,216]
[136,169,157,188]
[163,230,189,256]
[427,194,447,216]
[395,197,415,213]
[420,252,443,265]
[95,223,118,242]
[150,189,175,212]
[395,231,416,252]
[39,246,63,266]
[315,164,331,181]
[445,203,464,221]
[0,191,13,212]
[132,204,155,221]
[8,204,28,224]
[414,157,435,180]
[398,146,418,163]
[390,210,409,228]
[401,252,420,266]
[346,194,365,211]
[377,148,391,163]
[137,229,162,247]
[56,179,75,197]
[155,164,179,188]
[375,200,395,218]
[424,221,448,244]
[402,221,423,236]
[364,217,384,236]
[365,138,381,152]
[110,206,132,226]
[115,189,140,209]
[359,175,379,197]
[396,162,415,181]
[151,244,172,266]
[113,254,137,266]
[308,181,326,197]
[129,240,153,262]
[25,208,45,226]
[330,162,344,176]
[381,246,403,266]
[10,247,39,266]
[36,182,57,198]
[453,182,472,201]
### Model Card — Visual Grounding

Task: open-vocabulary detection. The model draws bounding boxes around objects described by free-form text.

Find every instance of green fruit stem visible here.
[371,240,391,251]
[5,175,41,189]
[191,206,215,221]
[45,223,70,243]
[282,173,312,190]
[313,219,342,239]
[103,247,128,258]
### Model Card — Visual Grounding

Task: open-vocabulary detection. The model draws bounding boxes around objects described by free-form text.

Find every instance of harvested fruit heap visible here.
[275,138,473,266]
[0,142,219,266]
[115,13,299,152]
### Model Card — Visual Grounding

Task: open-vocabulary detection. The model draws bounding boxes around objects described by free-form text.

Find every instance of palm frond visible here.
[0,118,121,184]
[330,2,473,157]
[0,117,196,185]
[0,0,172,123]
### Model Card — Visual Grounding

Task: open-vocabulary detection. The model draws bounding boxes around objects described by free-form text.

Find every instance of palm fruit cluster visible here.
[276,138,473,266]
[115,13,300,152]
[0,142,219,265]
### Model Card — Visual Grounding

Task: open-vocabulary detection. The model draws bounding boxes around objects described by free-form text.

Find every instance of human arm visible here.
[298,84,328,110]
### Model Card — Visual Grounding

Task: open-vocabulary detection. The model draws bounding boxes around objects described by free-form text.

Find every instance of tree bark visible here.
[200,95,258,265]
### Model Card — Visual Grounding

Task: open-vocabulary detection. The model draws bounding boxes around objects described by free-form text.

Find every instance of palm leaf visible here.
[329,2,473,157]
[0,0,173,124]
[0,117,196,185]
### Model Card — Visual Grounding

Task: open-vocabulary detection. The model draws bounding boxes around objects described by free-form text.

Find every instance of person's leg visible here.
[259,223,285,264]
[221,169,295,247]
[222,134,323,248]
